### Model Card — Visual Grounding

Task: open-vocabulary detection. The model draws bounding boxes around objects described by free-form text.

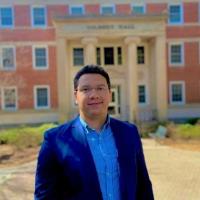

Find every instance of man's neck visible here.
[80,114,107,132]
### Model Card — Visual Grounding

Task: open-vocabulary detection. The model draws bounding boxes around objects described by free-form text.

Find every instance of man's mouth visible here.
[88,102,103,105]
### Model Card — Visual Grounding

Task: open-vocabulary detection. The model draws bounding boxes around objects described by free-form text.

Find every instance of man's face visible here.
[74,74,111,120]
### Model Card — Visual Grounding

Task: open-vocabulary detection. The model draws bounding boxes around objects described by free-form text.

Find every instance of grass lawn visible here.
[0,123,56,149]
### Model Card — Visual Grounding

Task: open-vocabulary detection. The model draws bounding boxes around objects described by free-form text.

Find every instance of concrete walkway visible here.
[143,139,200,200]
[0,139,200,200]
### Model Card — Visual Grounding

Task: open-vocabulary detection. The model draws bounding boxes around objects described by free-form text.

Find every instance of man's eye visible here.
[97,87,103,91]
[98,87,106,91]
[82,88,89,92]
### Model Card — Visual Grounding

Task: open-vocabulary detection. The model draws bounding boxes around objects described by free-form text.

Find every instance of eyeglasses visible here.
[76,86,108,95]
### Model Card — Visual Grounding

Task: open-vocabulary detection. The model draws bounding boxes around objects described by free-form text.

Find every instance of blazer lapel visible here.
[110,118,128,199]
[70,118,102,197]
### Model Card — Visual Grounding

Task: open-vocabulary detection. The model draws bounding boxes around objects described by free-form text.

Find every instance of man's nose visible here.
[88,88,100,97]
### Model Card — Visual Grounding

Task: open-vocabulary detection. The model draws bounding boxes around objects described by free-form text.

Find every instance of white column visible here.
[82,37,98,65]
[124,37,141,122]
[155,36,167,121]
[56,37,70,122]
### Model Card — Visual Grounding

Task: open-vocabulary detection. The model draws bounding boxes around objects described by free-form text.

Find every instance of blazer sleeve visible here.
[134,129,154,200]
[34,129,63,200]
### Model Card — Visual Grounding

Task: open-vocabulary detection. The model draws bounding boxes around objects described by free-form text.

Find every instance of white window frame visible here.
[168,4,183,25]
[0,6,14,28]
[131,3,146,14]
[2,86,18,111]
[103,47,115,66]
[168,42,184,66]
[169,81,185,105]
[31,6,47,28]
[34,85,50,109]
[32,45,49,70]
[137,46,145,65]
[72,47,84,66]
[69,5,85,16]
[109,86,120,117]
[199,2,200,23]
[100,4,116,15]
[0,45,16,70]
[96,46,122,66]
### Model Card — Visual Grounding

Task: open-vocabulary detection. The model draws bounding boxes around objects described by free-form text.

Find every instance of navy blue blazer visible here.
[34,117,154,200]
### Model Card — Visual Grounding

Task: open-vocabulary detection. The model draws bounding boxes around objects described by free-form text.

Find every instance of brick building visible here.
[0,0,200,125]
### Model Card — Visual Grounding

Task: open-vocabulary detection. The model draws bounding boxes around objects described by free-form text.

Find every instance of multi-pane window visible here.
[2,87,17,110]
[132,5,145,14]
[117,47,122,65]
[0,7,13,27]
[169,44,183,65]
[34,86,50,109]
[169,5,182,24]
[138,85,146,104]
[96,47,122,66]
[170,82,185,104]
[70,6,84,16]
[108,86,120,117]
[137,46,145,64]
[101,5,115,15]
[96,48,101,65]
[104,47,114,65]
[73,48,84,66]
[32,7,46,27]
[0,46,15,70]
[33,47,48,69]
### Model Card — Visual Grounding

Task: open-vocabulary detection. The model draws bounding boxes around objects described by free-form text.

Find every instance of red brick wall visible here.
[146,3,167,14]
[14,46,58,109]
[168,42,200,103]
[167,26,200,38]
[116,4,131,15]
[168,70,200,103]
[0,29,55,42]
[47,5,68,26]
[14,5,31,27]
[85,4,100,15]
[185,42,199,66]
[184,2,199,23]
[48,46,58,108]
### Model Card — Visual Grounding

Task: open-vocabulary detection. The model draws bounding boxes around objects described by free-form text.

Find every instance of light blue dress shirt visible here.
[79,116,121,200]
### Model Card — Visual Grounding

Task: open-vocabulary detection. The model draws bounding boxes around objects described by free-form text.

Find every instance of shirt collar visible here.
[79,115,110,133]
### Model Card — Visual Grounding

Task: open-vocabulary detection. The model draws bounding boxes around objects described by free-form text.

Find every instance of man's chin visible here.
[88,110,106,118]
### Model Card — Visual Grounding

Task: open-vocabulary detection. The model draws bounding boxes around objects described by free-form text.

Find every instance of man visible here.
[34,65,154,200]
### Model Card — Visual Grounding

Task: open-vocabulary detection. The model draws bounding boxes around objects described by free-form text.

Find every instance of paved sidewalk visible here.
[143,139,200,200]
[0,139,200,200]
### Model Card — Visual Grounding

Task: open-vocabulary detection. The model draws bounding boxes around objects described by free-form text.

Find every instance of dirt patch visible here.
[158,139,200,152]
[0,145,40,168]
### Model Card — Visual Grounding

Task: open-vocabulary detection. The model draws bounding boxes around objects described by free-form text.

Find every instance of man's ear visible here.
[74,90,78,105]
[109,89,112,102]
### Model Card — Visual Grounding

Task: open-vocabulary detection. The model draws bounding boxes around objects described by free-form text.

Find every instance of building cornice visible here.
[53,13,168,24]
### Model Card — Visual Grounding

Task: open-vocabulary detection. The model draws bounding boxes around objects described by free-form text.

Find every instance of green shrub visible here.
[175,124,200,139]
[0,123,56,149]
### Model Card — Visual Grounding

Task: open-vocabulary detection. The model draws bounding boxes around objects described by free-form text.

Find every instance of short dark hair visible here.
[73,65,111,90]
